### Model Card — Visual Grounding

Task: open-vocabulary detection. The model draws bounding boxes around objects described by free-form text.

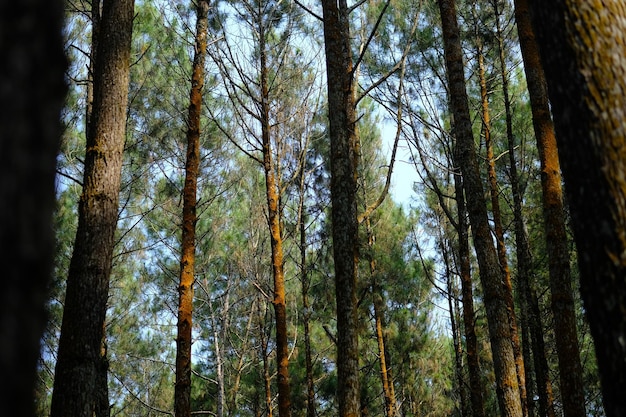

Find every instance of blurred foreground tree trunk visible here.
[529,2,626,416]
[0,0,66,415]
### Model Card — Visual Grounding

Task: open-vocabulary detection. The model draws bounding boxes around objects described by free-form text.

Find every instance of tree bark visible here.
[455,175,486,417]
[529,3,626,416]
[321,0,361,415]
[443,237,469,417]
[0,0,66,415]
[50,0,134,415]
[514,2,587,417]
[298,174,316,417]
[174,2,209,416]
[437,0,522,415]
[477,38,528,417]
[259,20,292,416]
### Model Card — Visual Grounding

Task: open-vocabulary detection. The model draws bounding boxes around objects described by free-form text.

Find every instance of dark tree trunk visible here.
[514,2,587,416]
[50,0,134,416]
[437,0,522,415]
[455,175,486,417]
[321,0,361,415]
[0,0,66,415]
[174,1,209,416]
[529,2,626,416]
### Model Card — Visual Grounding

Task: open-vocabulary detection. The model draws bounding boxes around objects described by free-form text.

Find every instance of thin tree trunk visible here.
[175,2,209,416]
[321,0,361,415]
[0,0,66,415]
[259,21,292,416]
[528,286,556,417]
[514,2,587,417]
[443,238,469,417]
[227,294,256,414]
[298,173,316,417]
[361,211,397,417]
[478,40,529,417]
[50,0,134,415]
[437,0,522,415]
[259,300,274,417]
[455,174,486,417]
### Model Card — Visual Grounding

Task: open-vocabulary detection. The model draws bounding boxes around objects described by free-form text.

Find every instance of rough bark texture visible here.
[455,176,486,417]
[478,42,528,417]
[437,0,522,415]
[50,0,134,415]
[321,0,361,415]
[0,0,66,415]
[260,26,292,416]
[514,3,587,417]
[529,3,626,416]
[174,2,209,416]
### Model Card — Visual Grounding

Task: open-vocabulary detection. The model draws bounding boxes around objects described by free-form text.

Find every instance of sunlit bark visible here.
[174,2,209,416]
[437,0,522,415]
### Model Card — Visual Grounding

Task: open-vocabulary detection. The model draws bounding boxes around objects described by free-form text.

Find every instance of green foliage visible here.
[42,0,604,415]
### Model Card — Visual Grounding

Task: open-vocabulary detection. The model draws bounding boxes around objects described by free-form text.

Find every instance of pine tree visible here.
[437,0,522,415]
[50,0,134,415]
[529,2,626,416]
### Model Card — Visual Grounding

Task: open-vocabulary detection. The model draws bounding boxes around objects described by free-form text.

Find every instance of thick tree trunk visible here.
[50,0,134,416]
[437,0,522,415]
[174,2,209,416]
[455,176,486,417]
[529,3,626,416]
[0,0,66,415]
[514,3,587,417]
[321,0,361,415]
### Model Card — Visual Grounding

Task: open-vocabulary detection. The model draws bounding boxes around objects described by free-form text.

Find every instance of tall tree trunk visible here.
[455,175,486,417]
[0,0,66,415]
[514,2,587,417]
[437,0,522,415]
[493,5,554,414]
[371,283,397,417]
[321,0,361,415]
[298,174,316,417]
[259,22,292,417]
[362,211,396,417]
[175,2,209,416]
[259,300,274,417]
[528,285,556,417]
[529,3,626,416]
[443,237,469,417]
[477,38,528,417]
[50,0,134,416]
